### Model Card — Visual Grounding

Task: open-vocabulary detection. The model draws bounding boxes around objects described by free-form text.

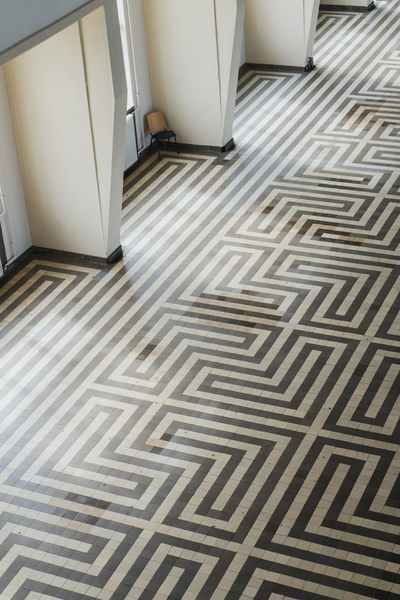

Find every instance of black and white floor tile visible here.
[1,1,400,598]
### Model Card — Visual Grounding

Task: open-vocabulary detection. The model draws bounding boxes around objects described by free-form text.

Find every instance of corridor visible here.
[0,2,400,599]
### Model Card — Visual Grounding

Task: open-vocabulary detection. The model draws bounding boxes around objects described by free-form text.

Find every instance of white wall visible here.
[4,5,126,260]
[143,0,245,148]
[245,0,320,69]
[0,67,31,262]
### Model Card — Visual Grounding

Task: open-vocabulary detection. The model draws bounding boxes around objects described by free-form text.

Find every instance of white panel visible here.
[125,114,138,171]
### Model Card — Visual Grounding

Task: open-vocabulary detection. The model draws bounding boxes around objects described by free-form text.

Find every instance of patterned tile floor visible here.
[1,2,400,599]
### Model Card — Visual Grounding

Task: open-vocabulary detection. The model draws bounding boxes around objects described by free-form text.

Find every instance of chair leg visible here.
[167,137,170,150]
[155,139,161,161]
[174,136,180,155]
[149,137,153,155]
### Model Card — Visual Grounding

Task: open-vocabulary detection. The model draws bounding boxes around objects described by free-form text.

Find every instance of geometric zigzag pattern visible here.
[1,2,400,599]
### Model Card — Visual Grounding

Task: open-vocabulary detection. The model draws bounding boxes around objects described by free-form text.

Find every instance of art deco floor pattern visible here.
[1,2,400,599]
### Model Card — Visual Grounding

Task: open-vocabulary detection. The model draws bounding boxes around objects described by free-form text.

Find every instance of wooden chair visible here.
[147,111,179,161]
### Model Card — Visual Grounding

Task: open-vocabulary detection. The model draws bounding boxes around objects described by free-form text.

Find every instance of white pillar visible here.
[4,2,126,261]
[143,0,246,150]
[244,0,320,70]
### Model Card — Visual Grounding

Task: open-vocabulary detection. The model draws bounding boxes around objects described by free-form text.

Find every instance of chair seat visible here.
[152,130,176,141]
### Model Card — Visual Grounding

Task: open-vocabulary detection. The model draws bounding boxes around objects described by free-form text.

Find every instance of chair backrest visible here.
[147,111,167,134]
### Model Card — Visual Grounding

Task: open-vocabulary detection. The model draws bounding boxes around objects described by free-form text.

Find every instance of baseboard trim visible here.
[319,2,374,11]
[176,139,235,155]
[32,245,123,265]
[243,63,306,73]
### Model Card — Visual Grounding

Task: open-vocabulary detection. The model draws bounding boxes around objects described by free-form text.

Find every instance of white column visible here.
[4,2,126,261]
[244,0,320,69]
[143,0,246,150]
